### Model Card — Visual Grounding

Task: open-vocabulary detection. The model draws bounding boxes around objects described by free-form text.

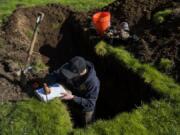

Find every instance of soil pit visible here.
[0,1,175,127]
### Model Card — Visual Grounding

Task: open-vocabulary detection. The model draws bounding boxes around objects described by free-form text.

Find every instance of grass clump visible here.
[52,23,61,30]
[95,41,108,56]
[32,56,48,73]
[25,29,34,40]
[159,58,174,73]
[153,9,173,24]
[0,99,72,135]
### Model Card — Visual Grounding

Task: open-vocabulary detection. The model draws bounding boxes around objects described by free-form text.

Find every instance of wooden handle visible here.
[27,29,38,64]
[26,12,44,66]
[43,83,51,94]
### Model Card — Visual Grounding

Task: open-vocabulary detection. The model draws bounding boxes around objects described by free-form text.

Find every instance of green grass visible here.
[95,41,108,56]
[25,29,33,40]
[0,99,72,135]
[32,56,48,73]
[73,41,180,135]
[0,0,114,23]
[159,58,174,73]
[74,100,180,135]
[153,9,173,24]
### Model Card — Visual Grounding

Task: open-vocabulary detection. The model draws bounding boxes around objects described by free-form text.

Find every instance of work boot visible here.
[120,29,130,40]
[120,22,130,32]
[119,22,130,40]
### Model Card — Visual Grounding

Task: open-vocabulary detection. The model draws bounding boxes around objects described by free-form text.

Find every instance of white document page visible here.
[35,83,66,102]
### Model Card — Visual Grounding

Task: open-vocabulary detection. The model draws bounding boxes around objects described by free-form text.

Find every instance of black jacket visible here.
[46,61,100,112]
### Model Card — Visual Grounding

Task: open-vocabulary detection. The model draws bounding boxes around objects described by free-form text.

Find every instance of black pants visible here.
[84,111,94,125]
[67,101,94,127]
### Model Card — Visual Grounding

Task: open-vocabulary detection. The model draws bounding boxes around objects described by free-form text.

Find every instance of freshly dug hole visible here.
[39,14,161,122]
[93,56,160,119]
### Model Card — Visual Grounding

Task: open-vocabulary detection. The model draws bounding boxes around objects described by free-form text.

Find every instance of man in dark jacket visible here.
[45,56,100,126]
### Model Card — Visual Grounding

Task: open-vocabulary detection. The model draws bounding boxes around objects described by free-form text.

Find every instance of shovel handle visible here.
[26,12,44,66]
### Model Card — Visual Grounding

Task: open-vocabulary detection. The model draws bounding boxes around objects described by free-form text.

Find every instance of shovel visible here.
[20,12,44,87]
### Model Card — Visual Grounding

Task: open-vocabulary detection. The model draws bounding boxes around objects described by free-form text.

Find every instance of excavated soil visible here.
[103,0,180,80]
[103,0,169,27]
[0,0,179,126]
[3,4,72,63]
[0,4,73,102]
[76,0,180,80]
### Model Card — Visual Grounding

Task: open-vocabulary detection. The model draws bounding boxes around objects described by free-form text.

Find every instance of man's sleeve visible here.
[45,68,64,85]
[73,80,100,112]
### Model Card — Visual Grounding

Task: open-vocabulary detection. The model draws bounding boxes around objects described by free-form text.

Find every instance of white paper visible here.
[35,83,66,102]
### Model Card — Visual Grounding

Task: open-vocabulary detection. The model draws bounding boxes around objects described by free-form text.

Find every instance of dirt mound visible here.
[0,4,76,102]
[0,60,28,102]
[103,0,169,27]
[100,0,180,80]
[141,9,180,80]
[3,4,72,63]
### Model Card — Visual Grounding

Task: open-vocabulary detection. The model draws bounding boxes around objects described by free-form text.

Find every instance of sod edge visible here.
[95,41,180,102]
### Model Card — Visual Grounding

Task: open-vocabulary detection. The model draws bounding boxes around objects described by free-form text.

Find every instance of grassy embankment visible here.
[0,99,72,134]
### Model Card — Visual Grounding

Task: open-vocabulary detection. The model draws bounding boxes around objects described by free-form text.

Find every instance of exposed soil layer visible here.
[3,4,72,63]
[76,0,180,81]
[0,0,179,126]
[0,4,73,102]
[0,60,27,102]
[103,0,169,27]
[102,0,180,80]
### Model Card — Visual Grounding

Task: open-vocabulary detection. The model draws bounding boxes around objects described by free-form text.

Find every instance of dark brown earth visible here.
[103,0,169,27]
[106,0,180,70]
[106,0,180,80]
[0,4,74,101]
[0,0,179,124]
[78,0,180,80]
[3,4,72,63]
[72,0,180,68]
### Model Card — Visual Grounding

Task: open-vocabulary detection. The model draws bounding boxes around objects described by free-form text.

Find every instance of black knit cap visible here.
[60,56,87,79]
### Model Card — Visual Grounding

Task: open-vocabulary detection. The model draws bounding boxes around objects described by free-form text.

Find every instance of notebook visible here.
[35,83,66,102]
